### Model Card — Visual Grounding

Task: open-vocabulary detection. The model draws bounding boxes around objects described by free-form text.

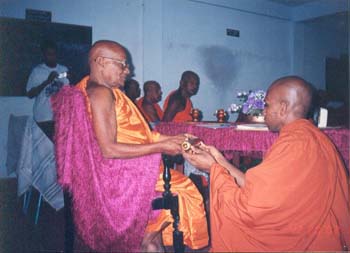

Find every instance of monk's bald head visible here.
[144,81,160,94]
[143,80,162,103]
[269,76,313,119]
[88,40,130,88]
[89,40,124,64]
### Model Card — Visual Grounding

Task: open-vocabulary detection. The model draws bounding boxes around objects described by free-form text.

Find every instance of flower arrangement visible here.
[229,90,266,116]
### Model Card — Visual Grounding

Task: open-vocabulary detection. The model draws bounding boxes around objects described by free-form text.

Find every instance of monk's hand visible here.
[182,146,215,173]
[205,145,227,164]
[159,135,184,155]
[169,134,187,144]
[183,133,198,139]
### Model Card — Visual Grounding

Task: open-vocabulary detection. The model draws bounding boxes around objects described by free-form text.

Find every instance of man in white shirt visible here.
[23,40,67,235]
[26,40,69,137]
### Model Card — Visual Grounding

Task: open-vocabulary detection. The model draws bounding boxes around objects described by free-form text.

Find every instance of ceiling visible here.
[267,0,320,6]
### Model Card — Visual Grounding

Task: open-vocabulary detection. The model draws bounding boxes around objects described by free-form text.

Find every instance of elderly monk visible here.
[75,40,208,251]
[183,76,350,252]
[162,71,199,122]
[136,80,163,126]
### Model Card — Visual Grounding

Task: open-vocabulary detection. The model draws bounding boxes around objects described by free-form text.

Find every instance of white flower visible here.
[229,103,241,112]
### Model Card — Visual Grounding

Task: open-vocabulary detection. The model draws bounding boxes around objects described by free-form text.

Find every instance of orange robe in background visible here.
[136,97,164,123]
[163,90,193,122]
[77,77,208,249]
[209,119,349,252]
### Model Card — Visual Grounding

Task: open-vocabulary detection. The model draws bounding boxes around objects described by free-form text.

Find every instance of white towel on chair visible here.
[15,117,64,210]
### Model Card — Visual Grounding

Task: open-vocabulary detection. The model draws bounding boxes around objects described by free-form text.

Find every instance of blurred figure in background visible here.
[162,70,199,122]
[136,80,163,128]
[163,71,207,204]
[124,78,141,104]
[26,39,69,138]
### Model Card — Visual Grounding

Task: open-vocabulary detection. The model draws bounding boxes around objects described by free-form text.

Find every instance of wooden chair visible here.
[152,155,185,253]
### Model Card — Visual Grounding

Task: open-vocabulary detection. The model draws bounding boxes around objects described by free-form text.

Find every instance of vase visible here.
[246,114,265,123]
[214,109,228,123]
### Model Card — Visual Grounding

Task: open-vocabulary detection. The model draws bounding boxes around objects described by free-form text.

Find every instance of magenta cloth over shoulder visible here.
[52,86,161,251]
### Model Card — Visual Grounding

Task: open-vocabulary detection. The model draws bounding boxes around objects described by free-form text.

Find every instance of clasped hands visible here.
[181,134,224,173]
[160,133,225,173]
[180,134,245,186]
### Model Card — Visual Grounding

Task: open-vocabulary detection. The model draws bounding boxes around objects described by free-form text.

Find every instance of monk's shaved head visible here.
[264,76,314,131]
[87,40,130,88]
[269,76,313,118]
[89,40,124,64]
[143,81,160,94]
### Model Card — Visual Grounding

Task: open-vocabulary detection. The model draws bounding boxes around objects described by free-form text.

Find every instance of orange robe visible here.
[136,97,164,123]
[163,90,193,122]
[77,77,208,249]
[210,119,350,252]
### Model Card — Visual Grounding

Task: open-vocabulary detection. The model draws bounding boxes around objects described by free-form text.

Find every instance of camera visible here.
[58,72,67,79]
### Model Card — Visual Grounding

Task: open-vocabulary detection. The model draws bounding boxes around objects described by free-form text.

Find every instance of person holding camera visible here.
[26,40,69,137]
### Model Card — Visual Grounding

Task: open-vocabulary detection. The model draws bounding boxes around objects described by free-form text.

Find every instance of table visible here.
[155,122,349,168]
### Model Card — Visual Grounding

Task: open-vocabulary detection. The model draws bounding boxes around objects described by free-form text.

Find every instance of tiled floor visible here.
[0,179,210,253]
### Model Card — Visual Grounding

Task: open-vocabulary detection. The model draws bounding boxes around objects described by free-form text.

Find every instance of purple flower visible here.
[247,96,255,104]
[254,100,265,110]
[242,103,250,114]
[230,89,266,115]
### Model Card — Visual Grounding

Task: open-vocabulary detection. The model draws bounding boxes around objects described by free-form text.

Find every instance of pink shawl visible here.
[52,86,161,251]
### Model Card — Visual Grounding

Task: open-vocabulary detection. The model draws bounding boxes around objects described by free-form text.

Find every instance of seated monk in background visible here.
[76,40,208,251]
[162,71,208,190]
[183,76,350,252]
[136,80,163,127]
[162,70,199,122]
[124,78,141,103]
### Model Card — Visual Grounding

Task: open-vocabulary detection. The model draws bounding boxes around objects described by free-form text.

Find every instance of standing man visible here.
[162,71,199,122]
[26,40,69,137]
[136,80,163,127]
[183,76,350,252]
[124,78,141,104]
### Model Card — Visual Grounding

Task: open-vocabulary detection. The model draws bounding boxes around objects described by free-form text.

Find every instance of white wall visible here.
[293,12,348,89]
[160,0,292,119]
[291,0,348,22]
[0,0,348,177]
[291,0,348,89]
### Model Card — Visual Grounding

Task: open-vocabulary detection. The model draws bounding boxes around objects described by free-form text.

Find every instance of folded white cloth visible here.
[7,115,64,210]
[6,115,28,176]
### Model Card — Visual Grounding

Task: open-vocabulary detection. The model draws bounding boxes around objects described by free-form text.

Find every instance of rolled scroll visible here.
[182,138,202,152]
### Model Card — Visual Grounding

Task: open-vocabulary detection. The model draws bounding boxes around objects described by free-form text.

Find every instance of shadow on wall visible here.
[198,45,240,92]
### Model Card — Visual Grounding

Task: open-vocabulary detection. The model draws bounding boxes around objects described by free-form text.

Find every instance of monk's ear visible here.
[95,56,104,67]
[279,101,288,117]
